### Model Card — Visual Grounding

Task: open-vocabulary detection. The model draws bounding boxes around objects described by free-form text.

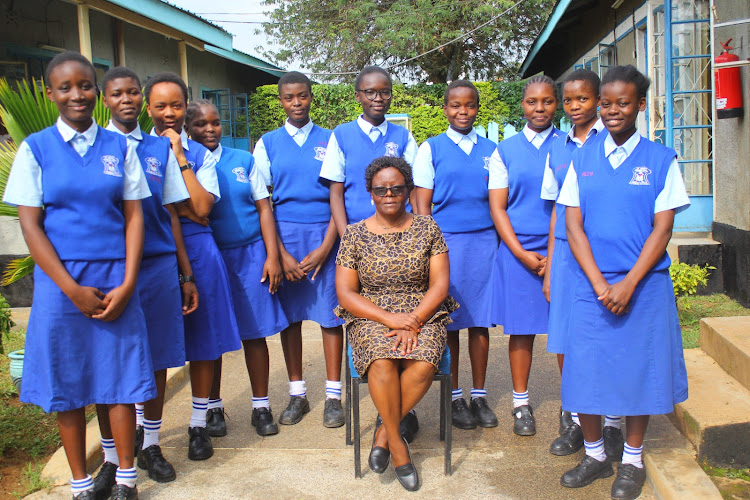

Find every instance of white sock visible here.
[584,438,607,462]
[622,443,644,468]
[115,467,137,488]
[101,437,119,466]
[452,388,463,402]
[135,404,144,427]
[142,418,161,449]
[605,415,622,428]
[325,380,342,400]
[289,380,307,398]
[208,398,223,410]
[512,390,529,408]
[252,396,270,409]
[190,397,209,428]
[70,475,93,496]
[571,412,581,426]
[470,388,487,400]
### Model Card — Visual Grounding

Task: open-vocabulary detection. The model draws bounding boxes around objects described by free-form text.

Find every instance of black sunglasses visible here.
[371,184,407,197]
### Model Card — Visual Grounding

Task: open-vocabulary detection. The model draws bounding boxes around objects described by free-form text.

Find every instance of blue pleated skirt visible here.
[21,260,156,412]
[276,221,343,328]
[220,239,289,340]
[443,228,497,330]
[546,238,578,354]
[182,232,242,361]
[138,254,186,371]
[561,269,688,415]
[491,233,549,335]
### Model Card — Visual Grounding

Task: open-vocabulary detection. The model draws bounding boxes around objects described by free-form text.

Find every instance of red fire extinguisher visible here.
[715,39,743,119]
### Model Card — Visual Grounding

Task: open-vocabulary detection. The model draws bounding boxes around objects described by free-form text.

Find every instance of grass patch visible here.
[12,461,53,498]
[678,294,750,349]
[703,464,750,482]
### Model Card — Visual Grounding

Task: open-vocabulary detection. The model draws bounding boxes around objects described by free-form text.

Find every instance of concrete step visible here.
[701,316,750,392]
[669,349,750,468]
[667,234,723,294]
[645,448,722,500]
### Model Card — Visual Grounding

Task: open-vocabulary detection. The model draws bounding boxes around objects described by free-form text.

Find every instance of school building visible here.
[521,0,750,306]
[0,0,284,306]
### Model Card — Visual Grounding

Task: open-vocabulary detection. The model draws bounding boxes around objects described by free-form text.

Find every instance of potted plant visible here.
[0,294,22,391]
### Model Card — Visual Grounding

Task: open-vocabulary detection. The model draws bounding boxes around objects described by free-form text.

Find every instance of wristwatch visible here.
[179,164,190,172]
[179,274,196,285]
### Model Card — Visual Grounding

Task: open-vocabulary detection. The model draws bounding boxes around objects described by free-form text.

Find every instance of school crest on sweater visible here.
[313,147,326,161]
[144,157,163,177]
[629,166,652,186]
[482,157,490,170]
[384,142,399,157]
[232,167,249,183]
[101,155,122,177]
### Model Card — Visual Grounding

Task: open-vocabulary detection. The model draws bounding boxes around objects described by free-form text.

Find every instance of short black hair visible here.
[184,99,216,129]
[143,72,188,105]
[444,80,480,105]
[355,66,392,90]
[523,74,557,99]
[45,51,96,85]
[564,69,600,96]
[601,65,651,99]
[278,71,312,94]
[365,156,414,192]
[102,66,141,94]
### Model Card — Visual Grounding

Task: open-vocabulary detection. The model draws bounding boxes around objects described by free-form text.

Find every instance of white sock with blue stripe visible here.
[208,398,223,410]
[452,388,463,402]
[571,412,580,426]
[622,443,644,468]
[115,467,137,488]
[512,390,529,408]
[70,475,94,496]
[101,437,119,466]
[605,415,622,428]
[252,396,270,409]
[470,388,487,401]
[289,380,307,398]
[584,438,607,462]
[142,418,161,449]
[135,404,144,427]
[325,380,342,400]
[190,397,209,428]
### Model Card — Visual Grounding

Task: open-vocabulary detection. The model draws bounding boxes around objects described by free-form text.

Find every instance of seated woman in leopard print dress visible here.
[335,156,457,491]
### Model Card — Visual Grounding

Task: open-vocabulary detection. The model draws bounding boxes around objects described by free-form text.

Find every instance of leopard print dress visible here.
[335,215,459,376]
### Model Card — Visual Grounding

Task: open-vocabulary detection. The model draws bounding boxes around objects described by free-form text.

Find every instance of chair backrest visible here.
[348,343,451,379]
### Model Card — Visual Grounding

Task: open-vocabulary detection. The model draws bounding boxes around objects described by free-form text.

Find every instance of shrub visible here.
[0,294,15,354]
[669,261,713,297]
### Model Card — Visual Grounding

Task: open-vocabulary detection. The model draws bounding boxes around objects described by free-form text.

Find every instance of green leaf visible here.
[1,255,34,287]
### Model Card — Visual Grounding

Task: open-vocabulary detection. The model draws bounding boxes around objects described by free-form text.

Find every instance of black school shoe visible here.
[400,411,419,443]
[561,455,614,488]
[559,409,574,434]
[550,423,584,456]
[137,445,176,482]
[323,398,345,428]
[92,461,117,500]
[604,426,625,461]
[279,396,310,425]
[394,439,419,492]
[512,404,536,436]
[205,407,227,437]
[187,427,214,460]
[452,398,478,429]
[251,407,279,436]
[611,463,647,499]
[368,416,390,474]
[74,490,96,500]
[470,397,499,428]
[134,425,143,457]
[109,484,138,500]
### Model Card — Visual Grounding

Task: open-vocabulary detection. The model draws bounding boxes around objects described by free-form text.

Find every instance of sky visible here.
[168,0,302,72]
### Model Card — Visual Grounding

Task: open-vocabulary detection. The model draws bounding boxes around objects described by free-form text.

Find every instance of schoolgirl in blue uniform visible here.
[413,80,499,430]
[144,73,241,461]
[253,72,346,428]
[488,74,559,437]
[3,52,154,500]
[538,69,615,458]
[557,66,689,499]
[186,100,288,437]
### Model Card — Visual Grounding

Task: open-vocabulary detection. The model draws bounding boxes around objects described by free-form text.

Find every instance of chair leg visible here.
[439,375,446,442]
[443,375,452,476]
[353,378,361,478]
[345,358,352,446]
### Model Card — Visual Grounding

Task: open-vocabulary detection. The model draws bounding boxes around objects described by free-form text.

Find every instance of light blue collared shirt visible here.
[150,128,221,200]
[213,144,270,202]
[412,127,479,190]
[488,123,554,190]
[253,119,315,186]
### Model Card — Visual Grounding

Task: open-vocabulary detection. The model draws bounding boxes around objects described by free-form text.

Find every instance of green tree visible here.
[261,0,555,83]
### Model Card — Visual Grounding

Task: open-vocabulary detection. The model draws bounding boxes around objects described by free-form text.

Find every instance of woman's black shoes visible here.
[323,398,345,428]
[452,398,478,429]
[137,445,176,482]
[92,461,117,500]
[394,439,419,492]
[279,396,310,425]
[512,404,536,436]
[251,407,279,436]
[206,407,227,437]
[369,416,390,473]
[604,425,625,461]
[187,427,214,460]
[470,397,499,427]
[550,423,584,456]
[109,484,138,500]
[611,464,646,499]
[561,455,614,488]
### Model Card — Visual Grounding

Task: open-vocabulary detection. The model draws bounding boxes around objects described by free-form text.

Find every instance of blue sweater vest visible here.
[181,139,214,237]
[576,136,675,273]
[427,133,496,233]
[547,135,580,240]
[333,120,410,223]
[262,124,332,223]
[134,134,177,257]
[25,126,129,261]
[209,147,262,250]
[495,128,559,236]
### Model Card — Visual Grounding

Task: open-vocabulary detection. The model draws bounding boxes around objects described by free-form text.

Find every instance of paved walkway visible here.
[30,323,691,499]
